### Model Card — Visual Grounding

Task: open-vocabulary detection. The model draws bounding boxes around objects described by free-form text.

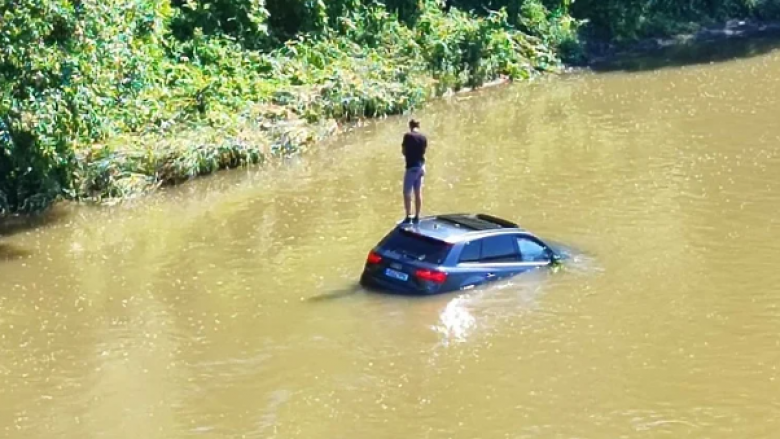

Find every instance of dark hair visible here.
[409,119,420,129]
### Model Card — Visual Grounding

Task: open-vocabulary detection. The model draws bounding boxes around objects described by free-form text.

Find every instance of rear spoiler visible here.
[396,225,453,246]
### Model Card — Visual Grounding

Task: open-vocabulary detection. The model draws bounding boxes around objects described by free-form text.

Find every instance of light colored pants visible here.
[403,165,425,194]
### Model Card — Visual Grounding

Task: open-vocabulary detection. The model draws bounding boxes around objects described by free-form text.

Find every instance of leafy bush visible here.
[170,0,270,49]
[0,0,180,212]
[753,0,780,19]
[570,0,777,41]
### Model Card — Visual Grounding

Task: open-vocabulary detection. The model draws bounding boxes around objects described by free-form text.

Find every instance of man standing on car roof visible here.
[401,118,427,224]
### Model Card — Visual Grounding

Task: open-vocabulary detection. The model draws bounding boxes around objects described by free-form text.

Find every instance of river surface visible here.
[2,38,780,438]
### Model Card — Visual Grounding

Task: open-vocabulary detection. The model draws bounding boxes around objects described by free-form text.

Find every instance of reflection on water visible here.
[2,38,780,438]
[591,34,780,73]
[433,295,477,345]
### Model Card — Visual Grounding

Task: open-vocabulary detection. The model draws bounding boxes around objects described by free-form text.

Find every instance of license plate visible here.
[385,268,409,281]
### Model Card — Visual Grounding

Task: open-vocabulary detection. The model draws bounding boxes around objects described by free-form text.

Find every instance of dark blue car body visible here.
[359,213,570,295]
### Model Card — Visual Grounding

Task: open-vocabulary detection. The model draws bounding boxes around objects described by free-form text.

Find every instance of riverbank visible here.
[0,1,574,215]
[5,0,780,217]
[82,16,780,208]
[73,71,531,206]
[581,19,780,66]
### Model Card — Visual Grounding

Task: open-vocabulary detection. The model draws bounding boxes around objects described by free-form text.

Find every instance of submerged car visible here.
[359,213,570,295]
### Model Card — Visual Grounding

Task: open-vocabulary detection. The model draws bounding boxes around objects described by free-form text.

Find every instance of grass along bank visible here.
[0,1,577,215]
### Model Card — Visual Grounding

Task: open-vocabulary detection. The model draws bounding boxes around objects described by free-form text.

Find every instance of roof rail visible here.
[475,213,519,229]
[435,213,520,231]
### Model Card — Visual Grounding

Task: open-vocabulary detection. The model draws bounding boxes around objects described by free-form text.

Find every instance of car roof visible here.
[396,213,529,244]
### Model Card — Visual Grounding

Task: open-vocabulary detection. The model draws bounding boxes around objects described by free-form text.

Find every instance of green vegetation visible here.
[1,0,577,214]
[2,0,779,215]
[571,0,780,42]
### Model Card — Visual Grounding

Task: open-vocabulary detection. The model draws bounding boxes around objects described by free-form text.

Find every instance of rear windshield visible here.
[379,229,452,264]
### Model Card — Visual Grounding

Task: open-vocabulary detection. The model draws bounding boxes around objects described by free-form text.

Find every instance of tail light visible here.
[366,251,382,265]
[415,269,448,284]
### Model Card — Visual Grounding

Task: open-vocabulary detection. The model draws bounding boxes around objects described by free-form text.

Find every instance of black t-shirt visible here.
[402,131,427,169]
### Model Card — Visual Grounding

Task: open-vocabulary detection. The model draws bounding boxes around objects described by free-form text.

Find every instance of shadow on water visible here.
[0,243,31,262]
[305,283,445,303]
[589,29,780,73]
[305,284,366,303]
[0,207,69,237]
[0,207,70,262]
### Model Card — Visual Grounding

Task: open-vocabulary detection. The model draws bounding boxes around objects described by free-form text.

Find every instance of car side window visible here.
[517,237,550,262]
[458,240,481,263]
[480,235,520,262]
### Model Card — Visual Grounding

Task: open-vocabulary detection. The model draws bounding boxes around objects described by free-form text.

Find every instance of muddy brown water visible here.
[3,39,780,438]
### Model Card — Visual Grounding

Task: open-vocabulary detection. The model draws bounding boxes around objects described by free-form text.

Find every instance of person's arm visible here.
[401,134,408,156]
